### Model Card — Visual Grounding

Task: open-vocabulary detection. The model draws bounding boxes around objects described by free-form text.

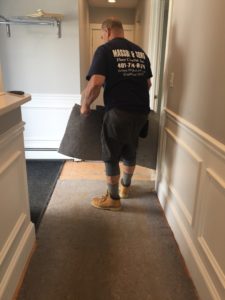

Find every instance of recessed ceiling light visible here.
[108,0,116,3]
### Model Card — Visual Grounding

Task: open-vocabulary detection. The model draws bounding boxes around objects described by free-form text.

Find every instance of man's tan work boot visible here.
[119,184,130,199]
[91,192,121,211]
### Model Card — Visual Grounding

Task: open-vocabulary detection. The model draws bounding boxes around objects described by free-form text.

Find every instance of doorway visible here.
[78,0,170,175]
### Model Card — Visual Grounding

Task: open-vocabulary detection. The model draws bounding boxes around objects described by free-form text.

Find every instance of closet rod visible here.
[0,17,62,38]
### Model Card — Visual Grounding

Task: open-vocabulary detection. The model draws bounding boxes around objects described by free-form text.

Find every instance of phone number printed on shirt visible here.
[112,49,147,77]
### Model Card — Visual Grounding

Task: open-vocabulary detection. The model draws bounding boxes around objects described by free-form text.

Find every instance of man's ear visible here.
[107,28,111,38]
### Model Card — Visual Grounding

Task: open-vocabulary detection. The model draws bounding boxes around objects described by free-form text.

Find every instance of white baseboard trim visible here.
[0,223,35,300]
[158,182,221,300]
[22,93,81,108]
[25,150,72,160]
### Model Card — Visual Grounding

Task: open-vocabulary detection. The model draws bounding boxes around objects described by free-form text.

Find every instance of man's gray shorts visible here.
[101,108,148,163]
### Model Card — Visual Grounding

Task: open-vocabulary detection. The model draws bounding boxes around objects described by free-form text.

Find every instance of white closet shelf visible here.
[0,15,62,38]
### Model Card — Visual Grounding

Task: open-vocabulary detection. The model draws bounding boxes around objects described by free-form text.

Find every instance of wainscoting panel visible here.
[21,93,81,159]
[157,108,225,300]
[0,120,35,300]
[164,127,202,226]
[198,168,225,295]
[0,214,26,269]
[0,151,25,249]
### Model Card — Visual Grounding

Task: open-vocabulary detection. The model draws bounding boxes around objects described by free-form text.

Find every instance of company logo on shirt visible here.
[112,49,146,77]
[112,49,145,59]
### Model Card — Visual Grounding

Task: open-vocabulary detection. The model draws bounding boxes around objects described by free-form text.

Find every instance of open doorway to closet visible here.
[77,0,169,173]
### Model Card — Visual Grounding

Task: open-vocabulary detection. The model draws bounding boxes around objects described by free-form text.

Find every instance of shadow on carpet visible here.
[26,160,65,230]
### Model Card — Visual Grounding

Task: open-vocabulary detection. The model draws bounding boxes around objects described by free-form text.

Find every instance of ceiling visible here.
[88,0,139,9]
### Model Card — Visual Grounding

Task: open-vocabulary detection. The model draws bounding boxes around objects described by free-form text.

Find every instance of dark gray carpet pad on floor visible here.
[18,180,198,300]
[26,160,64,230]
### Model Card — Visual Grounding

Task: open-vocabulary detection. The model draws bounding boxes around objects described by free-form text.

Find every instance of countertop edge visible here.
[0,93,31,116]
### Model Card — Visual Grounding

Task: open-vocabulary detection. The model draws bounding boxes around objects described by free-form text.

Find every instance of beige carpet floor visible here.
[17,163,199,300]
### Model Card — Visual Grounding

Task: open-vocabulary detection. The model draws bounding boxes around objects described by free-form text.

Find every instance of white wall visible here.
[134,0,151,51]
[89,7,135,25]
[158,1,225,299]
[165,0,225,145]
[0,0,80,94]
[0,0,82,159]
[78,0,90,91]
[0,63,4,92]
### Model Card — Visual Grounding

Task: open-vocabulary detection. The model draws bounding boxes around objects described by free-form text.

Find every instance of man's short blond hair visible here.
[101,17,124,31]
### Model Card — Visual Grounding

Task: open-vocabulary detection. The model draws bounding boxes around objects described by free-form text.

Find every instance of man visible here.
[80,17,152,211]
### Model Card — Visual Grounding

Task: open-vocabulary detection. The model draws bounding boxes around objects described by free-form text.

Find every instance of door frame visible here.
[148,0,169,112]
[89,23,134,60]
[154,0,174,189]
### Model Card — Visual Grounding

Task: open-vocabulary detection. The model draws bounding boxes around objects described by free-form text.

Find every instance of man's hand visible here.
[80,103,91,116]
[80,75,105,116]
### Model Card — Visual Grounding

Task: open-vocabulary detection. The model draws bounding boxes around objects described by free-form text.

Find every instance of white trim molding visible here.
[165,108,225,159]
[21,93,81,159]
[25,150,71,160]
[0,111,36,300]
[0,224,35,300]
[22,93,81,108]
[165,126,203,162]
[0,214,26,267]
[206,168,225,191]
[0,122,25,150]
[158,184,221,300]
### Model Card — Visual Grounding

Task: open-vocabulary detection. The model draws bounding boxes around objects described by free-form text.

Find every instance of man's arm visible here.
[80,74,106,115]
[147,79,152,90]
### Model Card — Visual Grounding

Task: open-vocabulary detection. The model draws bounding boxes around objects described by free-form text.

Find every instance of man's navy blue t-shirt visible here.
[86,37,153,113]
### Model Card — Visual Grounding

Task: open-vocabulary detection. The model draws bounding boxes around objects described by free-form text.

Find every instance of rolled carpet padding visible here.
[58,104,104,160]
[59,104,158,169]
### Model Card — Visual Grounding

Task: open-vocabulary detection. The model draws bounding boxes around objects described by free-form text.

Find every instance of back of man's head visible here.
[101,17,124,34]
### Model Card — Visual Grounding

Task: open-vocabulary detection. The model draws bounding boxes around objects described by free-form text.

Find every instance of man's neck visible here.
[109,33,124,41]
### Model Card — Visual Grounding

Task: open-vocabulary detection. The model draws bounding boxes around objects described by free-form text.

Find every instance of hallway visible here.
[17,162,198,300]
[0,0,225,299]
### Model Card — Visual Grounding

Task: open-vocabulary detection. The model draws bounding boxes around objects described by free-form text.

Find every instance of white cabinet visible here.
[0,93,35,300]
